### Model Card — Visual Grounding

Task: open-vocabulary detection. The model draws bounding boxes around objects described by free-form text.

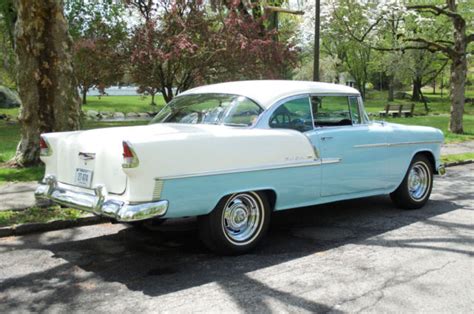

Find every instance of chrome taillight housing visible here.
[39,136,52,156]
[122,141,139,168]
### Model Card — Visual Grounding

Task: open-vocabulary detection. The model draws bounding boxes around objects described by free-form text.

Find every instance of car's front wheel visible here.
[390,154,433,209]
[198,191,271,255]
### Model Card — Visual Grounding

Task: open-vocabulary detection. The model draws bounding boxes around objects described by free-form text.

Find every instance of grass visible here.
[0,95,166,118]
[0,166,44,184]
[386,115,474,143]
[0,206,84,227]
[84,95,165,113]
[364,89,474,116]
[441,152,474,164]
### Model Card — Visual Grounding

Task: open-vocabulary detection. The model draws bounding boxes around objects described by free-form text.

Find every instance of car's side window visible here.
[348,96,361,124]
[311,95,355,127]
[269,97,313,132]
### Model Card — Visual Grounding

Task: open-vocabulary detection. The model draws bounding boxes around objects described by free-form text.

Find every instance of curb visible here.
[0,215,108,238]
[444,159,474,167]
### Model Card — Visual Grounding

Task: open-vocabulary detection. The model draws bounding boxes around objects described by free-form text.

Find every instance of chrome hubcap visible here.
[222,193,262,244]
[408,162,430,200]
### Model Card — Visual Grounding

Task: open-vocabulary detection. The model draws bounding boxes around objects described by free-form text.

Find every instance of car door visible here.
[268,95,321,201]
[305,95,390,197]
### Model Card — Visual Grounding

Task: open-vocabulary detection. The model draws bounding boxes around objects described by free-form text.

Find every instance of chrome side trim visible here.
[321,158,342,164]
[153,180,164,200]
[157,159,322,180]
[354,140,442,148]
[303,133,320,159]
[389,140,443,147]
[353,143,389,148]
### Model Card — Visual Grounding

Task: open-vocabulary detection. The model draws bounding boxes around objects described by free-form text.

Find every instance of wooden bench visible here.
[401,103,415,117]
[379,103,415,118]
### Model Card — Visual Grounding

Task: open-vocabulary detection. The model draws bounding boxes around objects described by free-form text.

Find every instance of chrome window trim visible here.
[152,93,265,129]
[309,94,363,129]
[348,96,361,125]
[358,96,370,125]
[264,94,314,131]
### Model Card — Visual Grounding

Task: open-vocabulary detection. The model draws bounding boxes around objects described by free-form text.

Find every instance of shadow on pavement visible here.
[1,187,470,313]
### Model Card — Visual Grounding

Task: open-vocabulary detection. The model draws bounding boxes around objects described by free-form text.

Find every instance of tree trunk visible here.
[12,0,81,166]
[448,0,467,134]
[150,92,156,106]
[449,53,466,134]
[411,77,422,101]
[82,88,87,105]
[387,76,394,101]
[419,89,429,112]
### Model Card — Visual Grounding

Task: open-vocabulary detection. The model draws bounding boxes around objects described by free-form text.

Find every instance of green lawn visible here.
[441,152,474,164]
[386,115,474,143]
[364,89,474,116]
[0,95,166,118]
[84,95,165,113]
[0,206,84,227]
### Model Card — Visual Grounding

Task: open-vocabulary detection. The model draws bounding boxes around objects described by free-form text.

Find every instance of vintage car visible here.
[35,80,445,254]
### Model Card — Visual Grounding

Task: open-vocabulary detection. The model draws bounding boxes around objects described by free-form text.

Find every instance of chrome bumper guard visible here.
[35,175,168,222]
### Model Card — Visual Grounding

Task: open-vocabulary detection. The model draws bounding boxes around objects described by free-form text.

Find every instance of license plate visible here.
[74,168,93,187]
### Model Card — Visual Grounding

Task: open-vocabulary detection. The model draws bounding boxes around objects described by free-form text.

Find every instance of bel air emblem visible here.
[78,152,96,160]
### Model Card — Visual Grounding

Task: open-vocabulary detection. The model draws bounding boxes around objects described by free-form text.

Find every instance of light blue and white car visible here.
[36,80,445,254]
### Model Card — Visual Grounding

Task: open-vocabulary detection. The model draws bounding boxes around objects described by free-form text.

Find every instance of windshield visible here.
[150,93,263,127]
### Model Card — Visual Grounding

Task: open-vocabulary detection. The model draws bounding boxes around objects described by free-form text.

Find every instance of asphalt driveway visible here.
[0,164,472,313]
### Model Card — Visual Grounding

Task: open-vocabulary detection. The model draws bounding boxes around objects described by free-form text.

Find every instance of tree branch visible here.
[403,38,455,57]
[334,9,384,43]
[422,59,449,86]
[407,4,463,20]
[467,34,474,43]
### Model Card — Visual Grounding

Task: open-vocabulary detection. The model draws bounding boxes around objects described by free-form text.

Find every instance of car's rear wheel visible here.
[390,154,433,209]
[198,191,271,255]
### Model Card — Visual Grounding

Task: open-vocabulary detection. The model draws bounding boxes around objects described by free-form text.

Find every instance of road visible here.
[0,164,473,313]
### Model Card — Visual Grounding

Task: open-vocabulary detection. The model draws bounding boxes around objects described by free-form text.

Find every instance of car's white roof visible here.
[180,80,360,108]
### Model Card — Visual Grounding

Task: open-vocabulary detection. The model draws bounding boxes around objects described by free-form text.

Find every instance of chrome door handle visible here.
[321,136,333,141]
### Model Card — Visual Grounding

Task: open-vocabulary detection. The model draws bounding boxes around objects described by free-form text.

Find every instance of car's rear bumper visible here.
[35,175,168,222]
[437,164,446,175]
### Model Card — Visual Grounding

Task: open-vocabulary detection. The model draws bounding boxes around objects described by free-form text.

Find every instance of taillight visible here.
[39,136,52,156]
[122,141,139,168]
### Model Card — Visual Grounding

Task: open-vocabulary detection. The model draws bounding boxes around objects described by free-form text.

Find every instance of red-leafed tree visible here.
[74,38,126,104]
[129,0,297,104]
[66,1,128,104]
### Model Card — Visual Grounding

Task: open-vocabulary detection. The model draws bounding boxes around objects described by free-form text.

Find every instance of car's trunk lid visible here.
[51,124,182,194]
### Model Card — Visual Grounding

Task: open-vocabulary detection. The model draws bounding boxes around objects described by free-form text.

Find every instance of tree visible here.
[326,0,473,134]
[129,0,297,103]
[0,0,16,88]
[404,50,448,106]
[65,0,128,104]
[11,0,81,166]
[129,1,216,104]
[404,1,473,133]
